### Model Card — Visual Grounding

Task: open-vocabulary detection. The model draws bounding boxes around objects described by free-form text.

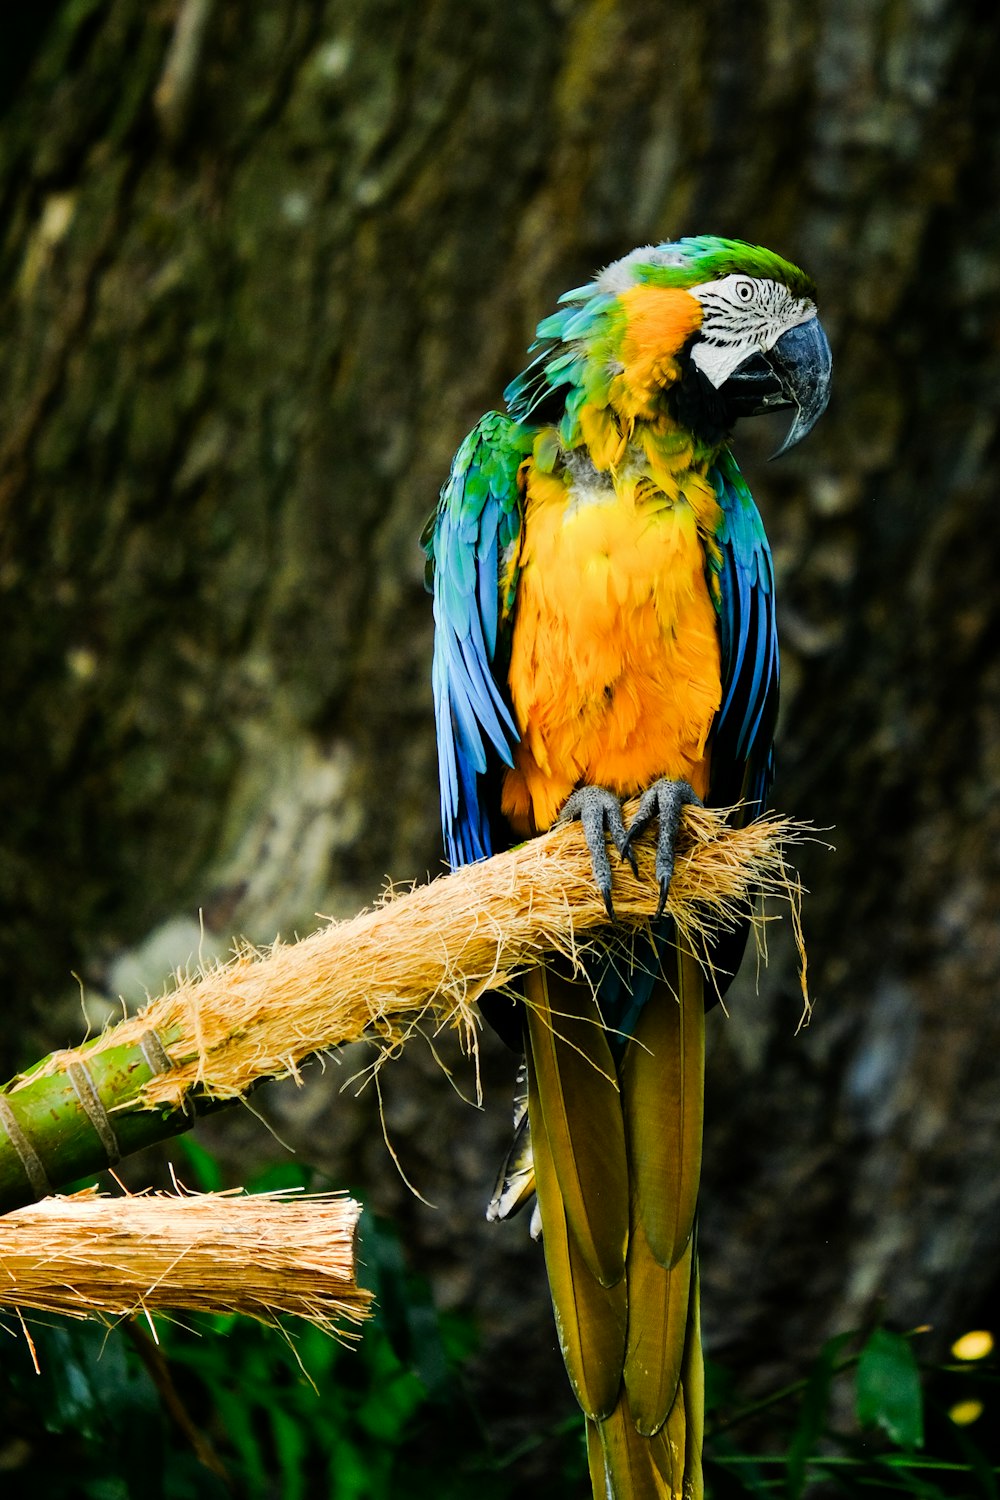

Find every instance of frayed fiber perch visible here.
[0,1187,371,1336]
[0,805,807,1209]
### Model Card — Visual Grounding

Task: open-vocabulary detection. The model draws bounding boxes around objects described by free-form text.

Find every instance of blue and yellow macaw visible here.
[425,238,831,1499]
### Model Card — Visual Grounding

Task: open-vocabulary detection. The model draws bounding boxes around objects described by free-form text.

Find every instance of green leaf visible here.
[173,1134,223,1193]
[856,1327,925,1449]
[702,1354,737,1415]
[212,1386,267,1495]
[708,1431,776,1498]
[269,1404,309,1500]
[245,1159,315,1193]
[785,1331,853,1499]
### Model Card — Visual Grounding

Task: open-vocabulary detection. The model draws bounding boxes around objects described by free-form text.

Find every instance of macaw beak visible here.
[720,315,833,456]
[767,317,833,456]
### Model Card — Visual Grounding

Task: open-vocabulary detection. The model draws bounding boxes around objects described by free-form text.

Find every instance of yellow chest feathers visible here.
[502,460,723,835]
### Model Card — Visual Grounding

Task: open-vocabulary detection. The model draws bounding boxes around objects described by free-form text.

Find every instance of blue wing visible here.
[707,448,780,818]
[424,412,534,868]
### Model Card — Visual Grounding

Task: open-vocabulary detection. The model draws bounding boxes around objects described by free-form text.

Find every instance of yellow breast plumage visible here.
[501,453,723,835]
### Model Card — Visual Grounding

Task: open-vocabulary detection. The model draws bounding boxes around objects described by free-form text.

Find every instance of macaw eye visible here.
[734,278,756,303]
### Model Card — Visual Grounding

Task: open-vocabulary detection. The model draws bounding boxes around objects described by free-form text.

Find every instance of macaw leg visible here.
[622,780,702,918]
[556,785,638,920]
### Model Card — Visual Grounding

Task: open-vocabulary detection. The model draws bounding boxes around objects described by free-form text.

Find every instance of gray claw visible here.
[622,779,702,917]
[557,785,633,919]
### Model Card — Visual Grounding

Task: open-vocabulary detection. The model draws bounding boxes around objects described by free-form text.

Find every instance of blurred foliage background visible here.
[1,0,1000,1492]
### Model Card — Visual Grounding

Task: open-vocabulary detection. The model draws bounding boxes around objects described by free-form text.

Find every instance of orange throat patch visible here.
[502,455,723,836]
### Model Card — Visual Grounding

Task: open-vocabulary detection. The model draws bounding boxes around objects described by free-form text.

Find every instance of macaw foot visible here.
[622,778,702,919]
[556,785,637,921]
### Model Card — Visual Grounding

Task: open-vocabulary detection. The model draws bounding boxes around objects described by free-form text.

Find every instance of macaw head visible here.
[505,236,831,459]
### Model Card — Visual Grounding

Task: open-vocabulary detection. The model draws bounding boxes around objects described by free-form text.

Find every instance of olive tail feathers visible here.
[523,945,705,1500]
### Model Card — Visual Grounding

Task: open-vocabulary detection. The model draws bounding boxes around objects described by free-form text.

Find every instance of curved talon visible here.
[622,779,702,918]
[557,785,634,920]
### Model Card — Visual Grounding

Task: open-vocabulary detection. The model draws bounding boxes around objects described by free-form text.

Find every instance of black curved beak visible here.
[721,316,832,457]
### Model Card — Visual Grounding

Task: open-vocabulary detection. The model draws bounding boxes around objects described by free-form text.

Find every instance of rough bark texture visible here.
[1,0,999,1468]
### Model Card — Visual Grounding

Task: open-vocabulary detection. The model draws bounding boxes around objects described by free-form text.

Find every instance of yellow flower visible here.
[951,1330,994,1361]
[948,1399,984,1426]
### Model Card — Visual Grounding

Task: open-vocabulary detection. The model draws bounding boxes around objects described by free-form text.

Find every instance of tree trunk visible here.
[1,0,998,1468]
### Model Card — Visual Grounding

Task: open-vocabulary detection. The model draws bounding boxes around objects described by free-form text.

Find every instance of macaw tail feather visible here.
[523,944,705,1500]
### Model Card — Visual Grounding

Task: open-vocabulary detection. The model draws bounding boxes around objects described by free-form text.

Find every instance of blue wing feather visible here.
[708,448,780,817]
[477,497,500,657]
[425,412,533,868]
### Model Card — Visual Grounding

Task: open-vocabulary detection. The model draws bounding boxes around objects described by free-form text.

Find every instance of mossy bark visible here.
[1,0,999,1466]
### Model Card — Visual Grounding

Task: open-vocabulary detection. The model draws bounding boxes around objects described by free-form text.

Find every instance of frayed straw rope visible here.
[13,804,809,1112]
[0,1186,371,1335]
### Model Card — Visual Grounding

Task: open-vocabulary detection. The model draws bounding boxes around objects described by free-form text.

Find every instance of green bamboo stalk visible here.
[0,1026,201,1210]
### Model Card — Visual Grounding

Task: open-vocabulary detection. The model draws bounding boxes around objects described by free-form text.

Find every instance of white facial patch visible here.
[687,275,817,389]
